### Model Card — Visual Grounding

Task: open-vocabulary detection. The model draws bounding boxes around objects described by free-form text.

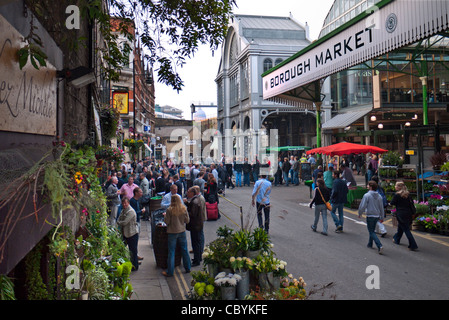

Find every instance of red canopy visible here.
[306,142,388,157]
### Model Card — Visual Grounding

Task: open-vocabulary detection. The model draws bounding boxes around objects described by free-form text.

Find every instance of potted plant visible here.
[187,271,217,300]
[415,214,441,233]
[245,228,271,258]
[430,151,448,171]
[382,151,402,167]
[254,252,277,292]
[230,256,254,299]
[214,272,241,300]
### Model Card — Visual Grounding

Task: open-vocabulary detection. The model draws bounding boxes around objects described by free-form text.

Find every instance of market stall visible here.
[306,141,389,207]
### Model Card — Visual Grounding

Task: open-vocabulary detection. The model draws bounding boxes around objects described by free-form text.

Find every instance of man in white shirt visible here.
[161,184,183,209]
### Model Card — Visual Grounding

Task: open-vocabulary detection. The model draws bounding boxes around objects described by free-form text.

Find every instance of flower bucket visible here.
[258,272,274,292]
[207,264,219,278]
[245,250,260,259]
[221,286,236,300]
[273,276,280,291]
[236,270,250,300]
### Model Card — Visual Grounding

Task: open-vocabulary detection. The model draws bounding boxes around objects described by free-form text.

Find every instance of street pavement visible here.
[130,173,449,300]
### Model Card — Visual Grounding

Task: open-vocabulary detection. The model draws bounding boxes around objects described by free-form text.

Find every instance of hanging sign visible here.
[0,15,57,136]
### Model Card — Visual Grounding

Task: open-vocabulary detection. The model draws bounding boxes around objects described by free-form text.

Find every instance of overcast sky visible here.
[153,0,335,119]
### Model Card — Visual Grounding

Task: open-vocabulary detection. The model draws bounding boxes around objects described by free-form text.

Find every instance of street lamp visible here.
[57,66,95,88]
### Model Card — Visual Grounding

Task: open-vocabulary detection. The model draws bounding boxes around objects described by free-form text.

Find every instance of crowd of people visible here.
[103,152,417,273]
[308,157,418,255]
[102,156,265,274]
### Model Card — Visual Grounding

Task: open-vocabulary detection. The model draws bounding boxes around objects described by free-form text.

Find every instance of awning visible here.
[322,109,371,130]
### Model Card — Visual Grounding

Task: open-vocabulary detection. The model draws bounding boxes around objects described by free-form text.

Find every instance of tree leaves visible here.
[108,0,236,91]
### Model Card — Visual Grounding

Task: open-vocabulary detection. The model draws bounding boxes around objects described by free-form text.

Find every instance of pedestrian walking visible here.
[185,187,204,266]
[358,181,385,254]
[390,181,418,251]
[243,157,251,186]
[309,178,330,235]
[282,157,291,186]
[117,197,139,271]
[371,175,387,237]
[251,175,272,233]
[330,170,349,232]
[162,194,191,277]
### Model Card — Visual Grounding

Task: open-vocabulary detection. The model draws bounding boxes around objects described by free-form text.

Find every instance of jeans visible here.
[393,221,418,250]
[167,232,191,276]
[124,233,139,271]
[282,171,290,186]
[330,203,345,229]
[312,204,328,233]
[190,229,204,264]
[366,217,383,249]
[235,171,242,187]
[293,171,299,185]
[256,202,270,233]
[243,173,250,186]
[252,171,259,184]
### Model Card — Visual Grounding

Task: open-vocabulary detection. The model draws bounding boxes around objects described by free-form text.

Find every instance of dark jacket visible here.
[282,161,291,173]
[390,193,415,224]
[130,197,143,222]
[330,178,349,204]
[186,195,204,231]
[310,186,330,207]
[243,162,251,174]
[234,162,243,173]
[155,177,166,194]
[204,181,219,204]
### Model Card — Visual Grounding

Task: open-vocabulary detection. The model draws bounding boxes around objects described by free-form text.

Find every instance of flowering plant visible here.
[428,194,445,207]
[186,271,217,300]
[414,200,430,215]
[95,145,125,164]
[246,274,307,300]
[415,214,441,229]
[253,251,287,276]
[229,256,253,272]
[214,272,242,287]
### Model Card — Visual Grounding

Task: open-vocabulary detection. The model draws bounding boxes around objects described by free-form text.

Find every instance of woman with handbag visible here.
[390,181,418,251]
[310,178,331,235]
[162,194,191,277]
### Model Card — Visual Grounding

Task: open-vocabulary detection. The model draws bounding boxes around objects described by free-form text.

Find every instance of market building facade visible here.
[215,14,314,163]
[263,0,449,168]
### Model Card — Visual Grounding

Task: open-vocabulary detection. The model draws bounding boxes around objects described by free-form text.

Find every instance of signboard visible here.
[112,91,129,114]
[405,150,415,155]
[383,112,415,120]
[0,15,57,136]
[263,0,449,101]
[300,162,312,181]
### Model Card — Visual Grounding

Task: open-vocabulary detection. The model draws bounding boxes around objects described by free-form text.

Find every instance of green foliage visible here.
[83,267,111,300]
[25,243,49,300]
[0,275,16,300]
[382,151,402,166]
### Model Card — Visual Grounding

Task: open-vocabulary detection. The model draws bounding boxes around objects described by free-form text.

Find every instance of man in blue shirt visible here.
[252,175,272,234]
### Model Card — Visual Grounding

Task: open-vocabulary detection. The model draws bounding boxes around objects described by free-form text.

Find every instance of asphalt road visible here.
[166,180,449,300]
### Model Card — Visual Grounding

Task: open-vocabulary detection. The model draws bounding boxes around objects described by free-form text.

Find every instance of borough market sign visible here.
[262,0,449,102]
[0,15,57,136]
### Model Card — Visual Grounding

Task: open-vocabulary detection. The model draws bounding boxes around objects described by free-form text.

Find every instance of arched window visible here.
[275,58,283,66]
[229,35,238,66]
[263,58,273,73]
